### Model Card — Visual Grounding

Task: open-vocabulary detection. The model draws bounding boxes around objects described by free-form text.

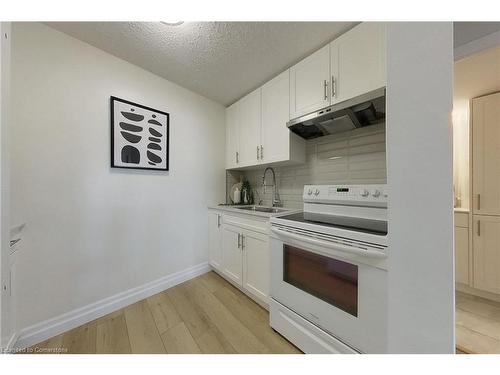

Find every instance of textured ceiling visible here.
[45,22,357,106]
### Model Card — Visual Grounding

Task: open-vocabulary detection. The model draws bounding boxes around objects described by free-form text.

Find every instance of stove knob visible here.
[314,189,320,196]
[360,189,369,197]
[372,189,381,198]
[307,189,313,196]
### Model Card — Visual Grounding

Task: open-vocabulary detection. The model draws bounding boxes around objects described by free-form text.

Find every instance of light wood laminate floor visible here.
[456,291,500,353]
[30,272,301,354]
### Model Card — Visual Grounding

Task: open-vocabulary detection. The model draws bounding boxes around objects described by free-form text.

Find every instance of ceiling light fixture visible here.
[160,21,184,27]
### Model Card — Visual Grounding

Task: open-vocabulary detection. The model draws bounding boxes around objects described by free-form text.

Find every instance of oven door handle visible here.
[270,226,387,259]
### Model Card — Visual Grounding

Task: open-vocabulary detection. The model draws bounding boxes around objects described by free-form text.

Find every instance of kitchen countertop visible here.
[454,207,470,213]
[208,204,301,218]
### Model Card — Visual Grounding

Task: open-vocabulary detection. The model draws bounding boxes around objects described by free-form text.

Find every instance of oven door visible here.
[270,226,388,353]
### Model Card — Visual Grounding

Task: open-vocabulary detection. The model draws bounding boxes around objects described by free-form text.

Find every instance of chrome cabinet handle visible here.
[332,76,336,98]
[236,151,239,163]
[478,220,481,236]
[237,233,241,248]
[257,146,260,160]
[241,234,245,250]
[260,145,263,160]
[323,80,328,100]
[477,194,481,210]
[217,214,221,228]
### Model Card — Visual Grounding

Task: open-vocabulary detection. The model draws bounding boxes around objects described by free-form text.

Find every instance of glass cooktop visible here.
[277,212,388,236]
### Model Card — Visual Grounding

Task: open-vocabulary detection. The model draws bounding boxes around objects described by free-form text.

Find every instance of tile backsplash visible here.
[226,123,386,209]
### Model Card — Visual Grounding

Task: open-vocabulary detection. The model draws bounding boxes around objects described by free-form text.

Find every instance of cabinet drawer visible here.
[454,212,469,228]
[270,299,358,354]
[222,214,269,234]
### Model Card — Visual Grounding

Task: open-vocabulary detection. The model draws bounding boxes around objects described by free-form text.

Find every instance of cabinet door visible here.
[208,212,222,271]
[473,215,500,294]
[261,70,291,164]
[238,89,261,167]
[242,229,269,305]
[289,44,330,119]
[472,92,500,215]
[221,224,243,286]
[225,102,240,168]
[455,226,469,285]
[330,22,386,104]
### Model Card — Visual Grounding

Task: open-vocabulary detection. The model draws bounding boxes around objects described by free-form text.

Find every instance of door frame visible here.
[0,21,14,350]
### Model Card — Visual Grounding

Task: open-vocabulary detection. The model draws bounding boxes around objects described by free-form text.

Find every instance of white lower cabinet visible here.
[455,226,469,285]
[242,229,270,304]
[209,211,270,307]
[473,215,500,295]
[454,211,469,285]
[208,210,223,271]
[221,223,243,285]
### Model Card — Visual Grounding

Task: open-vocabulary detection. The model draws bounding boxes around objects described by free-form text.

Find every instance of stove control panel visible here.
[303,184,388,205]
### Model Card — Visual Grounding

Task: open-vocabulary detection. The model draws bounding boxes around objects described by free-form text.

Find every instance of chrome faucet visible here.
[262,167,282,207]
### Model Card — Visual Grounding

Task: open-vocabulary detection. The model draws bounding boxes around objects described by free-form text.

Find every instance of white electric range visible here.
[269,184,388,354]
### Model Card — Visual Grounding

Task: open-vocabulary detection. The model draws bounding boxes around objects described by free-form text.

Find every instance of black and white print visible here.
[111,96,169,170]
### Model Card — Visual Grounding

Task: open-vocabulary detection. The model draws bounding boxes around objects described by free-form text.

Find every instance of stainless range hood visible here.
[287,87,386,140]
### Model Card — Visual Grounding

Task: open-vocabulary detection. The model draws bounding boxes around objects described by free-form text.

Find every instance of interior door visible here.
[242,229,269,305]
[289,44,330,119]
[472,92,500,215]
[238,89,261,167]
[221,224,243,286]
[473,215,500,294]
[330,22,386,104]
[261,70,290,164]
[225,102,240,168]
[208,212,222,271]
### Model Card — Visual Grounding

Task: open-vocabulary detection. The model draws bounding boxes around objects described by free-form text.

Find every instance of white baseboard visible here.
[456,282,500,303]
[13,262,210,350]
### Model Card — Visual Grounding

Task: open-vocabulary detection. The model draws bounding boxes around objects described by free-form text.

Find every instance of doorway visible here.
[453,44,500,353]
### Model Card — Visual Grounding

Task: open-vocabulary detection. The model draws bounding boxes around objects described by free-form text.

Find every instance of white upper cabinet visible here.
[289,23,386,118]
[289,44,330,119]
[261,70,305,164]
[238,88,262,167]
[225,102,240,168]
[330,22,386,104]
[225,22,385,169]
[225,73,304,169]
[472,92,500,216]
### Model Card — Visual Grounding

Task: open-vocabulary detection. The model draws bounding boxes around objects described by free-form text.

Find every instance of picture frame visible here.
[110,96,169,171]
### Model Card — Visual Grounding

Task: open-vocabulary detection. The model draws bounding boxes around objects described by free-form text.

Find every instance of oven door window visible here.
[283,245,358,317]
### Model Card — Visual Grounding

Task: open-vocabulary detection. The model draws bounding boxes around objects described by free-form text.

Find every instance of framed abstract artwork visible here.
[110,96,169,171]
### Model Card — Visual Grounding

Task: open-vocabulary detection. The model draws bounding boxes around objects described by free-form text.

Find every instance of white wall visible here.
[386,23,455,353]
[10,23,226,332]
[453,45,500,209]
